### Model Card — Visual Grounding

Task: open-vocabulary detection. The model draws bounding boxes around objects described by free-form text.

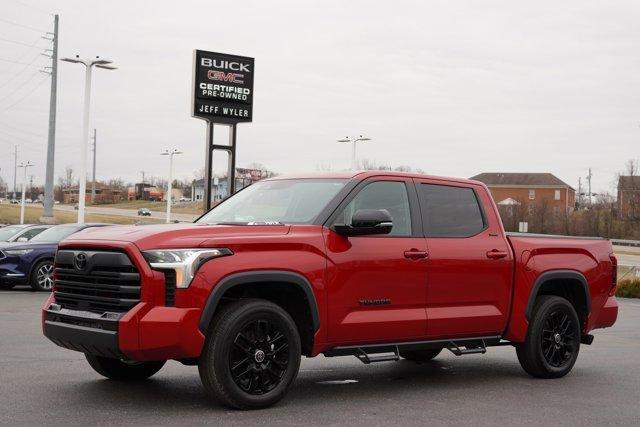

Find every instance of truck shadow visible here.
[54,357,530,413]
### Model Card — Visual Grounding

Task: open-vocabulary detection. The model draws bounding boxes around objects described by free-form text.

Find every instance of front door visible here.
[324,177,429,344]
[415,179,513,339]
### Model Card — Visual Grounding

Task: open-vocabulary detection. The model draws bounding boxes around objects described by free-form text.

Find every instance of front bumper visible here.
[43,294,205,361]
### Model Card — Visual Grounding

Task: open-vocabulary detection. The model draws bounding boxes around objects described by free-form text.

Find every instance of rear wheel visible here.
[400,348,442,362]
[516,295,581,378]
[85,354,165,381]
[198,299,301,409]
[30,260,53,291]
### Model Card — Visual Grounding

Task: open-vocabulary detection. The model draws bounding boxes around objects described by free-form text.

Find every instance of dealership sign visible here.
[192,50,254,123]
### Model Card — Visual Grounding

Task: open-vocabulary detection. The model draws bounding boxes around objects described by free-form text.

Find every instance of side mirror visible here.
[334,209,393,236]
[16,237,28,242]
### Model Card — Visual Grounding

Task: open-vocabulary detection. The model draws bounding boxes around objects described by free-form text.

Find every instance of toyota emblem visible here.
[74,252,87,270]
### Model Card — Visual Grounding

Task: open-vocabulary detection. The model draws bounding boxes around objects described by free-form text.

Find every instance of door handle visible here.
[486,249,508,259]
[404,249,428,260]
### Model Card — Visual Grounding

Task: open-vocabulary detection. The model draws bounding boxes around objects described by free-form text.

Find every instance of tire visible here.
[198,299,302,409]
[30,260,54,291]
[85,354,166,381]
[400,348,442,362]
[516,295,581,378]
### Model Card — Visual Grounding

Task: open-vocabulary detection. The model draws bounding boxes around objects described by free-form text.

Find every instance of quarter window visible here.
[419,184,485,237]
[334,181,412,236]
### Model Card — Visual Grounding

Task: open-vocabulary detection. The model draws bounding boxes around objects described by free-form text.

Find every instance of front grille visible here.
[54,250,141,313]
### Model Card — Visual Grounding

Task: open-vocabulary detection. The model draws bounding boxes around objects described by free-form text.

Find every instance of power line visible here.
[0,17,47,33]
[0,35,44,49]
[6,0,52,16]
[0,68,46,102]
[0,51,47,89]
[0,121,47,138]
[0,56,43,67]
[0,76,47,112]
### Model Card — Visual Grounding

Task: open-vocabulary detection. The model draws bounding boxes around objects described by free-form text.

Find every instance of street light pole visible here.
[18,161,34,224]
[60,55,117,224]
[161,149,182,223]
[337,135,372,170]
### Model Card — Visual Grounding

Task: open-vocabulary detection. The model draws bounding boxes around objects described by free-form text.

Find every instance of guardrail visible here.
[611,239,640,248]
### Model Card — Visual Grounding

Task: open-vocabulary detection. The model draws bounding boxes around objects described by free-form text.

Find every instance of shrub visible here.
[616,279,640,298]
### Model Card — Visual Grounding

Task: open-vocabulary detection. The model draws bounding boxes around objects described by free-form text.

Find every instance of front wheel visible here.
[85,354,165,381]
[516,295,581,378]
[198,299,301,409]
[30,260,54,291]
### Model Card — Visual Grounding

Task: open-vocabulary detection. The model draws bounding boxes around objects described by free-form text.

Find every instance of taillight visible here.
[609,254,617,296]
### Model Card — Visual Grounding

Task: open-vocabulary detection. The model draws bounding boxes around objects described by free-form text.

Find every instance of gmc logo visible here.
[207,70,244,84]
[201,58,250,72]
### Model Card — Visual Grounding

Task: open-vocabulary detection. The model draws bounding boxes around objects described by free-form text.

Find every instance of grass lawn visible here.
[0,204,160,225]
[95,200,204,214]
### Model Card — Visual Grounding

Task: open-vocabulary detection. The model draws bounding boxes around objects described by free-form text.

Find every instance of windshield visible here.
[30,225,81,243]
[0,226,24,241]
[197,179,347,225]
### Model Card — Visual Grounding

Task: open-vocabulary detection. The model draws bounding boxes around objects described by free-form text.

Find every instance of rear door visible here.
[324,176,429,344]
[415,180,513,339]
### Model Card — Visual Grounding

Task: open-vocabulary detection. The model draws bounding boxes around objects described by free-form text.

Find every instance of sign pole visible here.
[229,124,237,195]
[204,121,214,212]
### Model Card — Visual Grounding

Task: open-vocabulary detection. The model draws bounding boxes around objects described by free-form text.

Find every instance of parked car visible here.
[0,224,51,243]
[10,199,19,204]
[42,172,618,409]
[0,223,111,291]
[137,208,152,216]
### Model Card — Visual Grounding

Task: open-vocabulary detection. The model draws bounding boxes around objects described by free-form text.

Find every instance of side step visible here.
[446,339,487,356]
[355,346,400,364]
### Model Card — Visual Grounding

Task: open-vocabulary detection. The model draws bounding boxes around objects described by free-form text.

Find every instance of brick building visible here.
[617,176,640,220]
[470,173,576,214]
[62,183,124,204]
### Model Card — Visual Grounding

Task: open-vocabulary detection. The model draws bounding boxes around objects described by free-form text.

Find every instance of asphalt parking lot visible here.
[1,290,638,426]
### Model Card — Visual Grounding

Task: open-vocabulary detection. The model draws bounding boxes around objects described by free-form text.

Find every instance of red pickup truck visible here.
[42,171,618,409]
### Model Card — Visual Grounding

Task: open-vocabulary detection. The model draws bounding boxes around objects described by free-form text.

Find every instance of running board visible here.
[446,339,487,356]
[355,346,400,364]
[324,335,501,361]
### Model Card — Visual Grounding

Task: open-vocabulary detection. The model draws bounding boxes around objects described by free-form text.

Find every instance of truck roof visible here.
[268,171,483,187]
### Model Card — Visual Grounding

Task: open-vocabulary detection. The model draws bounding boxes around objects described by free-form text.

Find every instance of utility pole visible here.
[587,168,593,205]
[161,149,182,223]
[578,177,582,208]
[18,162,34,224]
[13,145,17,199]
[140,171,146,183]
[91,128,96,203]
[41,14,59,224]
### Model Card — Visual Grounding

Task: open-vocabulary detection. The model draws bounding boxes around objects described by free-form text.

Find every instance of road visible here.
[0,291,638,426]
[52,204,198,222]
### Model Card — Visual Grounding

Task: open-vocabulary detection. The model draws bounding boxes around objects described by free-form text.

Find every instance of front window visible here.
[0,226,25,242]
[30,226,82,243]
[197,179,347,225]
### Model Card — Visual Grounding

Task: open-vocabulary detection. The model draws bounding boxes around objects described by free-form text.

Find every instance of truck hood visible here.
[62,222,292,251]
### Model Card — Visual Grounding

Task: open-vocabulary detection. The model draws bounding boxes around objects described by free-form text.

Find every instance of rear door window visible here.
[419,184,485,237]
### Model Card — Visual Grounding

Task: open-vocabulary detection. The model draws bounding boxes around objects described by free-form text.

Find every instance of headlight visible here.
[142,248,232,288]
[4,249,33,256]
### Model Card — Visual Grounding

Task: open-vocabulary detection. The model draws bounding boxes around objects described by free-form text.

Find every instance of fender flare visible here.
[198,270,320,334]
[525,270,591,320]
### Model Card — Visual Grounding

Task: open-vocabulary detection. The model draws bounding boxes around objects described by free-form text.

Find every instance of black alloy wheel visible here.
[230,319,290,395]
[540,309,577,368]
[516,295,581,378]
